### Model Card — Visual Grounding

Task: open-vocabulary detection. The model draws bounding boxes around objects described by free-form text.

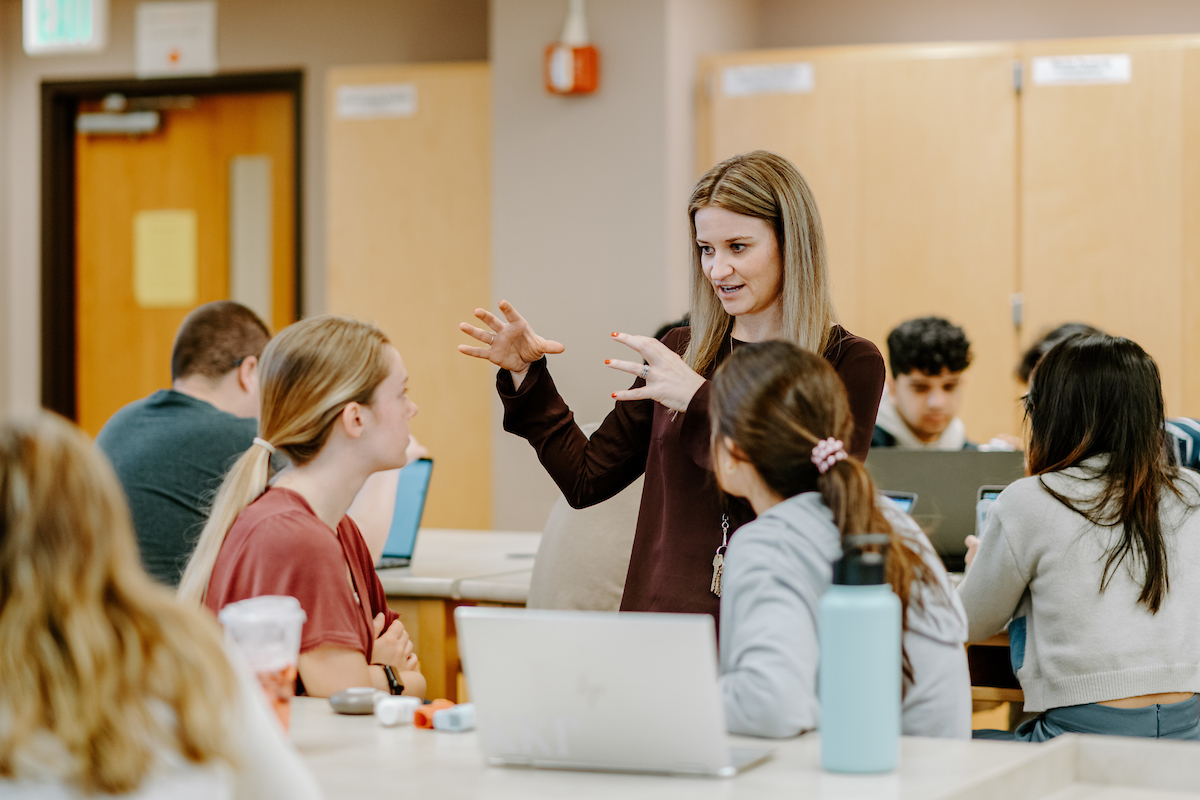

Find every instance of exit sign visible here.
[23,0,108,54]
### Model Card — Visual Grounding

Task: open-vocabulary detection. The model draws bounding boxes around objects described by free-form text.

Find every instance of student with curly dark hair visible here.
[872,317,973,450]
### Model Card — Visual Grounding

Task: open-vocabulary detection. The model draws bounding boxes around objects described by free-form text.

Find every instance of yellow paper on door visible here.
[133,209,198,307]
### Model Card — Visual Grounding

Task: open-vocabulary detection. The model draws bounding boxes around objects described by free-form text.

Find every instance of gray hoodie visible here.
[717,492,972,739]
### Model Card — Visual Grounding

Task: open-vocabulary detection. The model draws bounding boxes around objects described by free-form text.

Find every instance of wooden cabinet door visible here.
[1019,37,1190,415]
[326,63,492,530]
[697,49,861,325]
[75,92,296,436]
[856,44,1019,439]
[699,44,1020,440]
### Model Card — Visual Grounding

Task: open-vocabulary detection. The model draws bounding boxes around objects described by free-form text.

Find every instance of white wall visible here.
[490,0,758,531]
[0,0,487,416]
[757,0,1200,47]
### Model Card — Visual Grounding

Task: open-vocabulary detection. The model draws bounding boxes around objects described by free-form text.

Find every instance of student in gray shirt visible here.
[96,302,275,586]
[963,333,1200,741]
[708,341,972,739]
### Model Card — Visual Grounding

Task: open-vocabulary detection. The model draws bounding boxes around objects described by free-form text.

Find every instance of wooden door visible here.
[1020,37,1190,416]
[698,44,1020,440]
[75,92,296,435]
[326,63,491,530]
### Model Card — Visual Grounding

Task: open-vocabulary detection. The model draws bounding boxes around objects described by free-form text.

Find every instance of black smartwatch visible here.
[383,665,405,695]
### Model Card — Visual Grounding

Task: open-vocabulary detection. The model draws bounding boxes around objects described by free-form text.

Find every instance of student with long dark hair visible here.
[962,334,1200,741]
[709,341,970,738]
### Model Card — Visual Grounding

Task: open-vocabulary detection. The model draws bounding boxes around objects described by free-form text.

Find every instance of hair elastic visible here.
[253,437,276,455]
[811,438,846,474]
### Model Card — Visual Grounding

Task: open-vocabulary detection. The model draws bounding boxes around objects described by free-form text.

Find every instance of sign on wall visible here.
[135,1,217,78]
[23,0,108,55]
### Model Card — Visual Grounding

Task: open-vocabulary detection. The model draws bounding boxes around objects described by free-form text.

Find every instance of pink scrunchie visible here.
[811,437,847,474]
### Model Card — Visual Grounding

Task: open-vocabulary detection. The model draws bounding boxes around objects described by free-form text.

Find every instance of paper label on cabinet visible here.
[337,84,418,119]
[1031,54,1131,86]
[722,62,814,97]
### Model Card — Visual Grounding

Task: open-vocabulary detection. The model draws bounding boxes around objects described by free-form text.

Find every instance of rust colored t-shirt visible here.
[204,487,398,671]
[499,325,885,625]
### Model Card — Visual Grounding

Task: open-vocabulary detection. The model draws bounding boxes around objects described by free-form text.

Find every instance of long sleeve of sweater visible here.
[956,489,1031,643]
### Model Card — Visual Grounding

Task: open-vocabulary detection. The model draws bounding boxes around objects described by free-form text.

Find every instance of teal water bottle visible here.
[818,533,901,773]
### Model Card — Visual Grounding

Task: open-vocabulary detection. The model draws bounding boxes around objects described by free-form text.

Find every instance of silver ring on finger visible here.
[640,364,650,380]
[490,333,496,345]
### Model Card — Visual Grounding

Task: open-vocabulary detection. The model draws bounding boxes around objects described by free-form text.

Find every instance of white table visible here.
[291,697,1200,799]
[376,529,540,700]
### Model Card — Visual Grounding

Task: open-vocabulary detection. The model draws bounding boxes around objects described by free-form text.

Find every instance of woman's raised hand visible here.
[458,300,565,379]
[605,332,706,414]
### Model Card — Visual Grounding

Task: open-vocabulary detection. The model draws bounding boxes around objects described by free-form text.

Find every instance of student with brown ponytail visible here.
[178,315,426,699]
[709,341,971,739]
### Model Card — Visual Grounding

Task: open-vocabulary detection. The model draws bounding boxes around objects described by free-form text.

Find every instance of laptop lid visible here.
[865,449,1024,564]
[381,458,432,560]
[456,607,769,777]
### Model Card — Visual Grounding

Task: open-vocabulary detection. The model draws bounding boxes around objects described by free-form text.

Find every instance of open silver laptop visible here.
[455,607,773,777]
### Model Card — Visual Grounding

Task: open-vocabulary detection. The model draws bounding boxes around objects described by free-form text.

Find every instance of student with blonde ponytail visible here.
[709,341,971,739]
[0,413,321,798]
[179,315,426,699]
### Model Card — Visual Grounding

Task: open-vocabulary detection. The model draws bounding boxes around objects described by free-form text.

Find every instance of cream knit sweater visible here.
[958,458,1200,712]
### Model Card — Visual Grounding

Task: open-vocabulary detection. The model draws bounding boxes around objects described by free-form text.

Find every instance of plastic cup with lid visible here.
[219,595,307,731]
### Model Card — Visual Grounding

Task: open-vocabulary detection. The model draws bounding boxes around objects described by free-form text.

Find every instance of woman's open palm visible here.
[458,300,564,374]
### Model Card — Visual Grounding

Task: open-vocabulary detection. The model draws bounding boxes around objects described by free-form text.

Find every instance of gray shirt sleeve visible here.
[718,524,824,738]
[956,494,1030,642]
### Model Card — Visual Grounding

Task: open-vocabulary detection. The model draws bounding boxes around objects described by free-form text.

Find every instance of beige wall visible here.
[758,0,1200,47]
[490,0,757,531]
[0,0,487,415]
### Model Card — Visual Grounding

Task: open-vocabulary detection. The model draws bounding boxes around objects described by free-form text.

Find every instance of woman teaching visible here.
[459,151,885,621]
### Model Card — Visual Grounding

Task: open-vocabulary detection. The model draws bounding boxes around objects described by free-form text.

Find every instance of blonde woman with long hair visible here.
[0,413,321,798]
[458,151,884,624]
[179,315,426,699]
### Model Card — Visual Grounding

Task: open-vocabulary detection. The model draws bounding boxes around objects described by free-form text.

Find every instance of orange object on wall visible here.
[544,0,599,95]
[544,43,599,94]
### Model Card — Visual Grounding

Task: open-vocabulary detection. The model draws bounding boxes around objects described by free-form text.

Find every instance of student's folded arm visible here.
[956,509,1029,643]
[719,544,821,738]
[298,645,386,697]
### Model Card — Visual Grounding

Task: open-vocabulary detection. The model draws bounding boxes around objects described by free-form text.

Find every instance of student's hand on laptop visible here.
[964,535,980,571]
[371,612,415,670]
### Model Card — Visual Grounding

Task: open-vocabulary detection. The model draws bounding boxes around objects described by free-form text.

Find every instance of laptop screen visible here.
[382,458,432,559]
[882,490,917,514]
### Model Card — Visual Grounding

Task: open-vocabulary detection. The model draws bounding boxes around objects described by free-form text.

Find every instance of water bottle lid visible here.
[832,533,889,585]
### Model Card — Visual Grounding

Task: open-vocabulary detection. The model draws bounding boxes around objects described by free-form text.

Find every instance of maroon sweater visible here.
[499,325,885,622]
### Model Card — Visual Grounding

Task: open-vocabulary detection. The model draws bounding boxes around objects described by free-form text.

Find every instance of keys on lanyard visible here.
[711,514,729,597]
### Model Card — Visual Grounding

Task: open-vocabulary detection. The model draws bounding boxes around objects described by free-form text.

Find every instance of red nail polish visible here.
[611,332,617,337]
[611,393,617,398]
[604,359,611,364]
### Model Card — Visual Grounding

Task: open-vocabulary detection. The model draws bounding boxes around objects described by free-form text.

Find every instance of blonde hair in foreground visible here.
[178,314,392,605]
[686,150,838,376]
[0,413,236,794]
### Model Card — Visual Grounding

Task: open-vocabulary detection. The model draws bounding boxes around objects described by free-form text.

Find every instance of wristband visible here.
[383,664,405,695]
